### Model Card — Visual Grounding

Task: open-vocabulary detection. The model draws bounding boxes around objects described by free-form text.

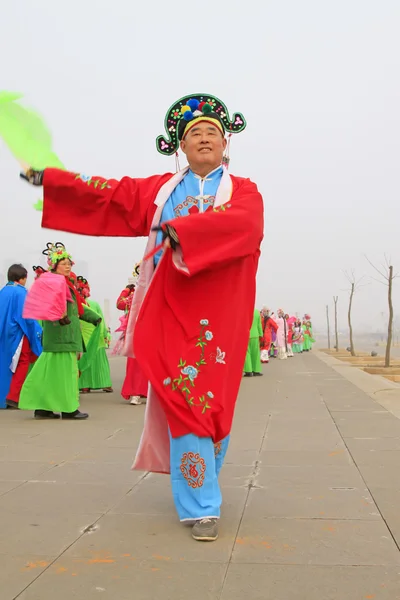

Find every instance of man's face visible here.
[180,121,227,171]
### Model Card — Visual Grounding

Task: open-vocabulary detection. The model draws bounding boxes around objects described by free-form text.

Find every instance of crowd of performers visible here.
[243,308,315,376]
[0,246,151,417]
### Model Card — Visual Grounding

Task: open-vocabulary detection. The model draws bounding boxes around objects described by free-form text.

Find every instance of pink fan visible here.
[287,316,297,326]
[112,314,129,356]
[23,272,71,321]
[115,313,128,333]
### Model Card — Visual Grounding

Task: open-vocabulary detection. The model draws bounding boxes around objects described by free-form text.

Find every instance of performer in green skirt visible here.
[19,243,101,420]
[76,276,113,393]
[244,309,263,377]
[302,320,315,351]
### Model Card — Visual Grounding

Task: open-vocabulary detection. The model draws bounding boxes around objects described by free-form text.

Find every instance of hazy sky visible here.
[1,0,399,334]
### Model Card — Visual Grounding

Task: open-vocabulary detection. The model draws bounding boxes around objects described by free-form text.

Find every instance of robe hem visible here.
[180,516,220,522]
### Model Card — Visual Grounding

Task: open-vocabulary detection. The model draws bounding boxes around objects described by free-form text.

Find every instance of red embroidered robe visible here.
[41,168,264,444]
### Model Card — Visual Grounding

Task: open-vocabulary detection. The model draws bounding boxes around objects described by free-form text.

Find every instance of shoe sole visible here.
[61,416,89,420]
[192,534,219,542]
[34,416,60,420]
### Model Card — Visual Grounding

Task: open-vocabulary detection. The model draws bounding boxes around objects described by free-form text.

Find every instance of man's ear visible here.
[222,137,227,150]
[180,140,187,155]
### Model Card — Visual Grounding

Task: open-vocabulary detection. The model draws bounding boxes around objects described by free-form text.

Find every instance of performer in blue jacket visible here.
[0,264,42,409]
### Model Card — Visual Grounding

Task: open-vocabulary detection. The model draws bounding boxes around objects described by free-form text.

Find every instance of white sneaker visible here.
[130,396,142,405]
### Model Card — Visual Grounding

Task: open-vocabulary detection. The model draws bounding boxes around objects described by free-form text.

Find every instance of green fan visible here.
[0,91,64,170]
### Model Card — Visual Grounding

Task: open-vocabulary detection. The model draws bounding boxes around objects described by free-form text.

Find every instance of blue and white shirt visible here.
[155,166,223,265]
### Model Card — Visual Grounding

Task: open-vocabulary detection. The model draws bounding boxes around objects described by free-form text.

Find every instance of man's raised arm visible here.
[21,167,172,237]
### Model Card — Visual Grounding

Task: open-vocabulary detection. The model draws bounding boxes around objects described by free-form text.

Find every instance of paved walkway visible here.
[2,352,400,599]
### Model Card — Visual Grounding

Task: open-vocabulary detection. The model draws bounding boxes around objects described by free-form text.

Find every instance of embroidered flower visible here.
[78,173,91,182]
[181,365,198,381]
[163,378,171,386]
[216,347,226,364]
[207,391,214,399]
[205,330,213,341]
[200,319,209,326]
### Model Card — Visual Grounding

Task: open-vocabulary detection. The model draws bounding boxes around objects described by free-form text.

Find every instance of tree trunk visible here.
[385,266,394,368]
[348,283,355,356]
[326,305,331,350]
[333,296,339,352]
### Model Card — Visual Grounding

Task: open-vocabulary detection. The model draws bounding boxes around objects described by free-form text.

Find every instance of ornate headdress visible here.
[156,93,247,161]
[128,261,141,285]
[42,242,74,270]
[76,275,90,299]
[32,265,46,279]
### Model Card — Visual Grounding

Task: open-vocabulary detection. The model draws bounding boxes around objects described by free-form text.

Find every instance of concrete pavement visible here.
[1,352,400,599]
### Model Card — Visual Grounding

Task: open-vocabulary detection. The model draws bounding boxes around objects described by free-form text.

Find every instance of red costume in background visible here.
[261,316,278,352]
[116,288,148,399]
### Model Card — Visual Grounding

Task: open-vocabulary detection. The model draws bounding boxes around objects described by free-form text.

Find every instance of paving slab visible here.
[259,449,353,466]
[333,415,400,439]
[262,434,346,452]
[16,559,227,600]
[256,464,366,487]
[232,517,400,565]
[33,461,144,485]
[0,479,24,496]
[65,513,238,563]
[0,554,55,600]
[246,483,379,520]
[220,565,400,600]
[0,512,102,555]
[0,481,133,515]
[346,448,400,467]
[0,460,55,481]
[368,488,400,547]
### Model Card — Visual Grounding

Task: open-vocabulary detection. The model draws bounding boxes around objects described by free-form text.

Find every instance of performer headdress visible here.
[156,93,247,159]
[128,261,141,285]
[32,265,46,279]
[76,275,90,299]
[42,242,74,269]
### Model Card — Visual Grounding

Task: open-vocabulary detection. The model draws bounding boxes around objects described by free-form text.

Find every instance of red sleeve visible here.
[116,288,131,310]
[169,177,264,276]
[269,319,278,332]
[41,169,173,237]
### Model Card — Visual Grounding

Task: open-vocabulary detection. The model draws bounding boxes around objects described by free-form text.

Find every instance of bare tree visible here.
[326,305,331,350]
[343,270,367,357]
[365,255,398,368]
[333,296,339,352]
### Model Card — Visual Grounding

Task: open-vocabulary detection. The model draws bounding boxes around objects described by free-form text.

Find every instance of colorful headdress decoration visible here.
[76,275,90,299]
[128,261,141,285]
[156,93,247,156]
[42,242,74,269]
[32,265,46,279]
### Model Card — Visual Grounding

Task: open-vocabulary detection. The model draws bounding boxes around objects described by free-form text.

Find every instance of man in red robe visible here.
[21,93,264,542]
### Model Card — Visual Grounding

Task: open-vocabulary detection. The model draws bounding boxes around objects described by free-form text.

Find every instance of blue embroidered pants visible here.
[169,433,230,521]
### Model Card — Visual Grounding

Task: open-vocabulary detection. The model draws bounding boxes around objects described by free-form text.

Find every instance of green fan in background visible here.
[0,91,64,210]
